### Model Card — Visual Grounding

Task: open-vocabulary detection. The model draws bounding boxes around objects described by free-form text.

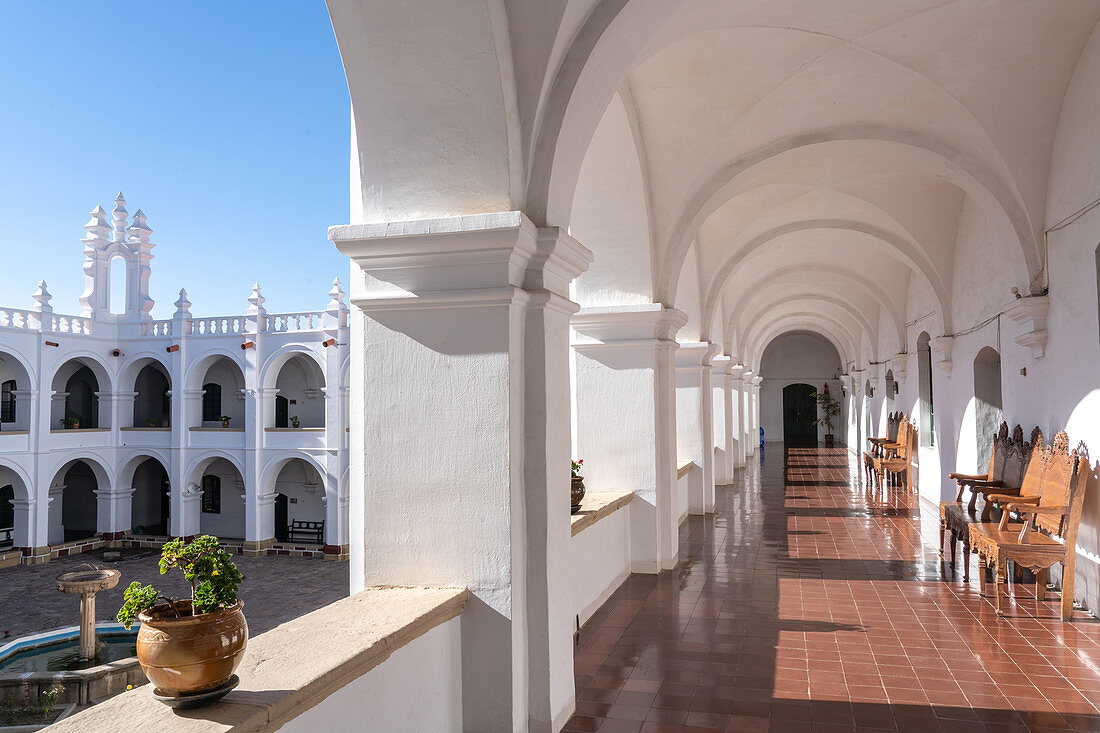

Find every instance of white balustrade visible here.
[139,320,173,336]
[193,316,245,335]
[0,308,34,330]
[268,311,324,333]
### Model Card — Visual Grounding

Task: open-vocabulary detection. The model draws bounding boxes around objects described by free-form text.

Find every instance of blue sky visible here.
[0,1,350,318]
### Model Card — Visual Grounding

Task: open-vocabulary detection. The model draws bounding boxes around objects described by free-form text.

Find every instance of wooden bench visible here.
[969,431,1090,619]
[0,526,12,547]
[939,424,1034,579]
[862,411,901,484]
[287,520,325,545]
[872,414,915,491]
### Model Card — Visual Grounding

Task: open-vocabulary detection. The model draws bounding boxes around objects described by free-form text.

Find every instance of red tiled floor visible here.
[565,444,1100,732]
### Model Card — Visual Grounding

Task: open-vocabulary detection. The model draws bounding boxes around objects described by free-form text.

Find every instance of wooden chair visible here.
[940,424,1034,579]
[969,432,1090,619]
[873,415,915,491]
[862,412,900,484]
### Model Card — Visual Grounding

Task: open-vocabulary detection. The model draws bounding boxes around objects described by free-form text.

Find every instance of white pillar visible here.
[332,212,591,733]
[675,343,718,514]
[572,304,686,573]
[711,356,730,484]
[95,487,134,538]
[751,376,763,452]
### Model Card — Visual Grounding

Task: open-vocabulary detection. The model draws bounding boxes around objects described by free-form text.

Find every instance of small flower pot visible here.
[220,419,230,428]
[290,419,300,429]
[571,476,586,514]
[136,600,247,704]
[824,434,835,447]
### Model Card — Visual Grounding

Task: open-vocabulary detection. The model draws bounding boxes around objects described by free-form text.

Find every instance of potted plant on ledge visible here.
[117,535,247,707]
[815,386,842,448]
[61,417,79,430]
[571,459,585,514]
[290,415,300,429]
[219,415,231,428]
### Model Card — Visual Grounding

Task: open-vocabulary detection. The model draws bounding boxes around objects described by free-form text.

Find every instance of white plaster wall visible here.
[675,244,704,342]
[274,460,326,526]
[676,471,689,524]
[274,357,326,428]
[200,361,245,426]
[198,459,246,539]
[569,506,631,627]
[275,616,463,733]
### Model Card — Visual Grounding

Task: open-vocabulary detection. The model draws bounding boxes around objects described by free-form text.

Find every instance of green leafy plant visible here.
[62,417,80,429]
[33,685,64,723]
[145,418,159,428]
[815,390,842,435]
[571,459,584,478]
[117,535,243,629]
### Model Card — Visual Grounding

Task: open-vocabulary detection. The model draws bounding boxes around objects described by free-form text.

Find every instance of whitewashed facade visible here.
[0,194,350,566]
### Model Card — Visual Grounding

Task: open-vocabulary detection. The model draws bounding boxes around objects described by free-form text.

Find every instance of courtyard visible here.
[0,548,349,642]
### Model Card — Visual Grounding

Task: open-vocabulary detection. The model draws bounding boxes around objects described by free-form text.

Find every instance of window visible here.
[0,380,14,423]
[201,475,221,514]
[202,383,222,422]
[917,333,934,446]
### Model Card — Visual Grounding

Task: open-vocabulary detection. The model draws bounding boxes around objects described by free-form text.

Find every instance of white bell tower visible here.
[78,192,155,322]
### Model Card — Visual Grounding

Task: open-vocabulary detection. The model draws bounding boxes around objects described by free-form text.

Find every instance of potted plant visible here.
[815,387,842,447]
[145,418,159,428]
[117,535,247,705]
[571,459,585,514]
[61,417,79,430]
[290,416,300,429]
[0,685,73,731]
[219,415,231,428]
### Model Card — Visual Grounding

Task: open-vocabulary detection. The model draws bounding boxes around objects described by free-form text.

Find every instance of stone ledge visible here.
[263,427,325,432]
[571,491,634,537]
[49,586,468,733]
[189,427,246,432]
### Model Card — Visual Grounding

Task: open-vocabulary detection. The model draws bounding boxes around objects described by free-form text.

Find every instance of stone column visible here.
[173,389,206,538]
[572,304,687,573]
[100,391,136,430]
[243,387,274,556]
[10,390,35,432]
[332,212,591,733]
[750,376,763,452]
[730,366,746,468]
[711,356,730,484]
[675,343,718,514]
[95,486,134,541]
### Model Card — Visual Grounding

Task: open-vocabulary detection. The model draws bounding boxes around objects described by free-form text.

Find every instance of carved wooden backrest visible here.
[1059,443,1091,554]
[886,412,901,442]
[894,415,913,460]
[1016,427,1046,501]
[1034,432,1078,535]
[998,424,1031,488]
[987,421,1010,480]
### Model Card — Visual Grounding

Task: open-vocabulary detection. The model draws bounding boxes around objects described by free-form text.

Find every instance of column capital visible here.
[929,336,954,373]
[750,375,763,387]
[571,304,687,344]
[674,342,720,370]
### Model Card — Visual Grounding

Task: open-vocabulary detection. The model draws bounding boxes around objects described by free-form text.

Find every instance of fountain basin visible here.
[0,624,146,706]
[55,568,120,595]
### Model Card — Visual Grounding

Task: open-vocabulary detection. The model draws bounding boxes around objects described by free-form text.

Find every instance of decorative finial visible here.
[32,280,53,313]
[127,209,152,243]
[83,205,110,247]
[173,288,192,319]
[327,277,346,309]
[111,192,129,242]
[247,283,266,315]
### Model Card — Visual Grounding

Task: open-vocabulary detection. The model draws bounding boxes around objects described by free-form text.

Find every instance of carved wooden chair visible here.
[862,411,900,484]
[969,432,1090,619]
[940,424,1034,579]
[873,415,914,491]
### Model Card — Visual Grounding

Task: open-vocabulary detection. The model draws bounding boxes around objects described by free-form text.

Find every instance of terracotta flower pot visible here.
[571,476,586,514]
[220,419,230,428]
[136,600,247,699]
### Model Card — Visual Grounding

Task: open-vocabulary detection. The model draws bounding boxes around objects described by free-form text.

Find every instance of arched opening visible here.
[917,332,934,446]
[0,484,13,548]
[273,354,326,428]
[51,460,100,544]
[51,358,109,430]
[864,379,873,444]
[973,346,1003,472]
[133,362,171,428]
[885,369,896,416]
[195,358,244,428]
[198,458,245,540]
[109,255,127,315]
[759,331,842,447]
[130,457,170,535]
[272,458,326,544]
[0,352,31,432]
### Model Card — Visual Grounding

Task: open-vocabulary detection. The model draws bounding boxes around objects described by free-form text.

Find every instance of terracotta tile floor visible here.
[566,444,1100,732]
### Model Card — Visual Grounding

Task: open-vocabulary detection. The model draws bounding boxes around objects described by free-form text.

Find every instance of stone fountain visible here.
[55,567,121,661]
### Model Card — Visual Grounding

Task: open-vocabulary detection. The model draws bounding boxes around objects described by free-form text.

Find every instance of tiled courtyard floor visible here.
[0,548,348,641]
[567,444,1100,732]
